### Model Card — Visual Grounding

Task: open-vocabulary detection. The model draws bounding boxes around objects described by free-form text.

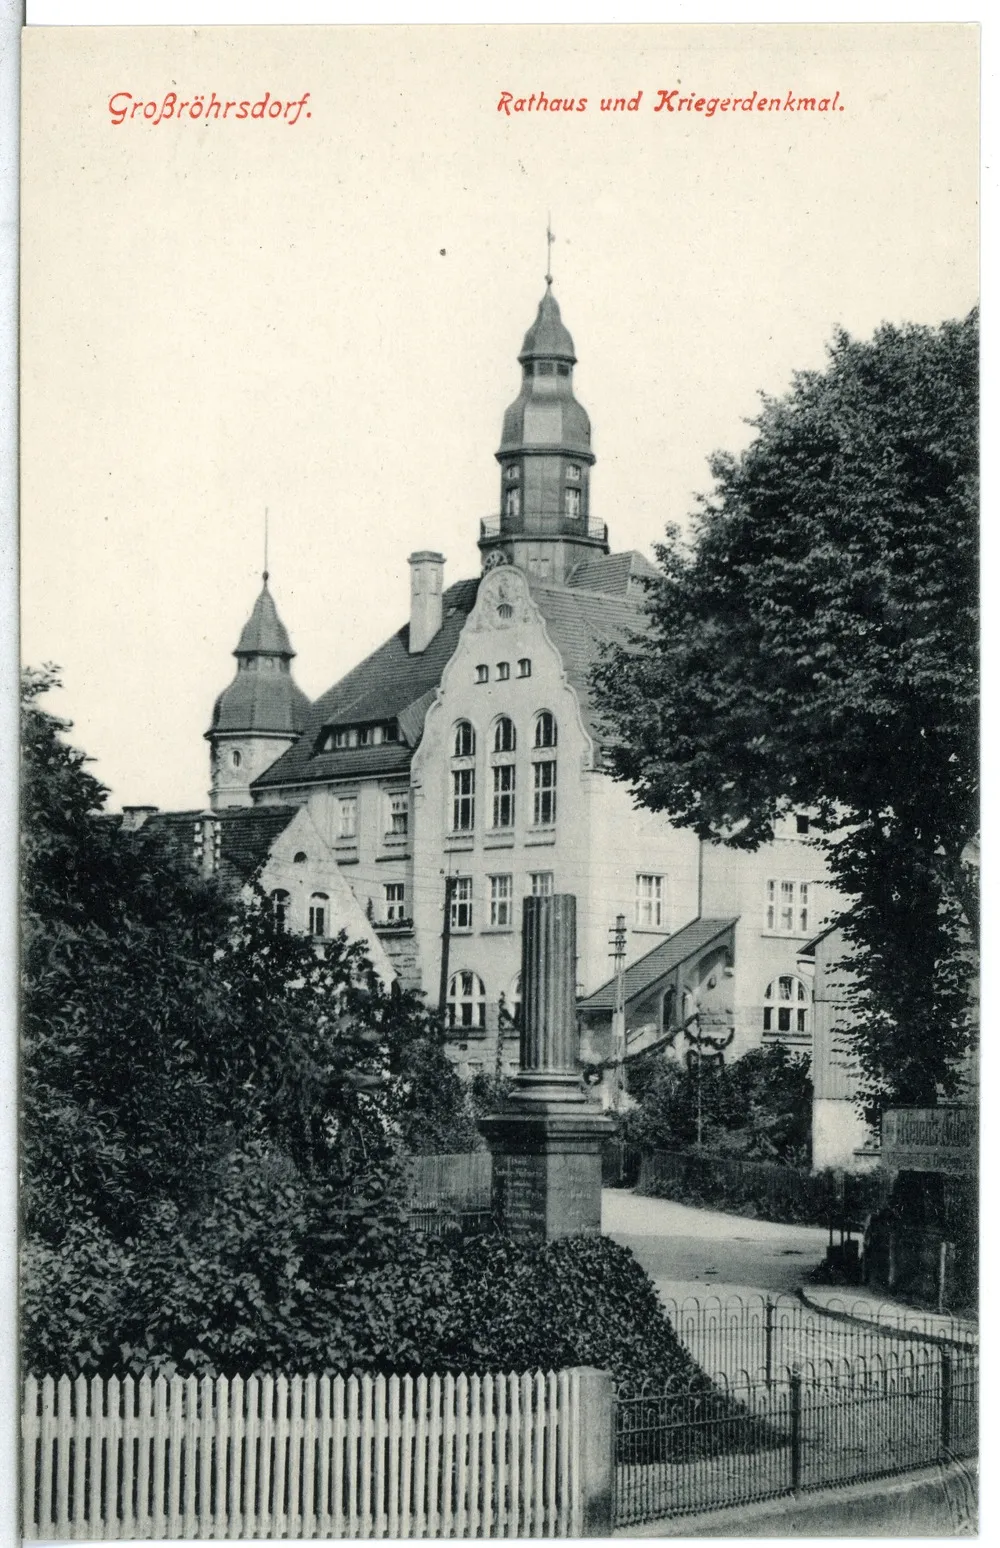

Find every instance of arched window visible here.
[453,720,475,758]
[309,893,329,937]
[493,716,516,753]
[534,711,557,749]
[447,970,486,1030]
[763,976,811,1041]
[231,748,242,769]
[270,889,290,933]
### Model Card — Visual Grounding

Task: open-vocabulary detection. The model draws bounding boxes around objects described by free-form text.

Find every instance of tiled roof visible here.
[140,806,299,887]
[251,561,650,791]
[565,550,659,597]
[210,669,311,735]
[252,579,480,791]
[531,582,644,764]
[579,917,739,1013]
[237,583,295,656]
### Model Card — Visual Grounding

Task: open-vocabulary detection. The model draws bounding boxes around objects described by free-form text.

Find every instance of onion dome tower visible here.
[479,279,608,584]
[206,573,310,809]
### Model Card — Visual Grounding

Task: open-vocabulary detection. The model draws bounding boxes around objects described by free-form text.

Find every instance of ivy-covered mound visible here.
[430,1235,773,1463]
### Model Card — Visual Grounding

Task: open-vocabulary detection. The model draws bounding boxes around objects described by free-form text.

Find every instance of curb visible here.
[615,1458,978,1538]
[795,1286,978,1348]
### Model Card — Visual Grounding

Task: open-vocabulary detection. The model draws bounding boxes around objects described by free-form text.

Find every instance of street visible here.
[602,1187,833,1302]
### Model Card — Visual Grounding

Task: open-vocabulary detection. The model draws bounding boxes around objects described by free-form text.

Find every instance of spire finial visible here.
[263,507,269,585]
[545,216,554,287]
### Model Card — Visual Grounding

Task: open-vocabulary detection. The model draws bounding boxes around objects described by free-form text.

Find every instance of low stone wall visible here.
[621,1459,977,1538]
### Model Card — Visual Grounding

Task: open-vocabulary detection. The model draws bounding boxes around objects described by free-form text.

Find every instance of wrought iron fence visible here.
[614,1347,978,1526]
[659,1289,976,1386]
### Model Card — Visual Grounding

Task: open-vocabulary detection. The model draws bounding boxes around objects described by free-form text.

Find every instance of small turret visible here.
[206,574,310,809]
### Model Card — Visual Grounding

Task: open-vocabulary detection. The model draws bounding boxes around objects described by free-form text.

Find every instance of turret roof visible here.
[209,579,310,737]
[236,581,295,657]
[518,285,576,363]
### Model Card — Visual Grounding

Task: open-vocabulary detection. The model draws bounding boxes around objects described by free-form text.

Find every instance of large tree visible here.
[20,668,471,1374]
[593,311,978,1110]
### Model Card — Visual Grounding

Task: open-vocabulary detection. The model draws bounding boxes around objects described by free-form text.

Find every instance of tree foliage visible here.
[593,313,978,1109]
[20,668,473,1374]
[622,1045,813,1166]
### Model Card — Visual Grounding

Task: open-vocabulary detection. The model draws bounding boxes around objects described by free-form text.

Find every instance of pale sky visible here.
[20,22,979,811]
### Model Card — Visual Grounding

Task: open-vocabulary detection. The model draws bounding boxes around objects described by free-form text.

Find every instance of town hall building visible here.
[132,278,870,1170]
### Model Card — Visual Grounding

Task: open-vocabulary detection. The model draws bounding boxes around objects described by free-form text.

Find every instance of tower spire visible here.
[263,507,269,585]
[545,217,554,287]
[481,278,607,584]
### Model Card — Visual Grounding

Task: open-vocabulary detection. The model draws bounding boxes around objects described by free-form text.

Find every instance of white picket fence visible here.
[22,1367,584,1539]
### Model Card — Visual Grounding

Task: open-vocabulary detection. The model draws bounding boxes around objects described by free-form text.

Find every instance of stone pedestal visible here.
[480,894,614,1241]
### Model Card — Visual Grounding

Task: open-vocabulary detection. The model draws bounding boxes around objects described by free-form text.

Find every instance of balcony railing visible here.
[480,515,608,545]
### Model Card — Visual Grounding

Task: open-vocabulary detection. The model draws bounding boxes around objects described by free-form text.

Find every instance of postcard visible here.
[18,22,979,1540]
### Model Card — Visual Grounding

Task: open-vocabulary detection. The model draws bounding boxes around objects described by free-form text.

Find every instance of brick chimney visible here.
[408,551,445,654]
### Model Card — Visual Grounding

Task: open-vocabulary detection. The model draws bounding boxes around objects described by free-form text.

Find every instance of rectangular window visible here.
[497,661,510,681]
[450,876,473,931]
[388,792,409,836]
[766,879,809,933]
[475,664,489,684]
[308,901,326,936]
[337,796,357,840]
[566,463,581,482]
[635,873,664,929]
[492,764,515,828]
[384,882,406,923]
[533,760,557,825]
[489,874,513,928]
[530,871,554,896]
[517,657,531,678]
[452,768,475,831]
[564,487,581,517]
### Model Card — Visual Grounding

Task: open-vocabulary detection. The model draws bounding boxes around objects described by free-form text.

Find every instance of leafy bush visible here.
[19,669,472,1376]
[469,1070,514,1118]
[637,1151,890,1228]
[622,1044,814,1167]
[391,1034,484,1155]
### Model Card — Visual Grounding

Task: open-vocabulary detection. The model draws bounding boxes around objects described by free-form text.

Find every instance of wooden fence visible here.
[407,1152,495,1236]
[22,1367,586,1540]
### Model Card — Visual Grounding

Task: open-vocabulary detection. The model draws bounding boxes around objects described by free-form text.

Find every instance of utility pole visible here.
[608,913,627,1109]
[438,875,456,1027]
